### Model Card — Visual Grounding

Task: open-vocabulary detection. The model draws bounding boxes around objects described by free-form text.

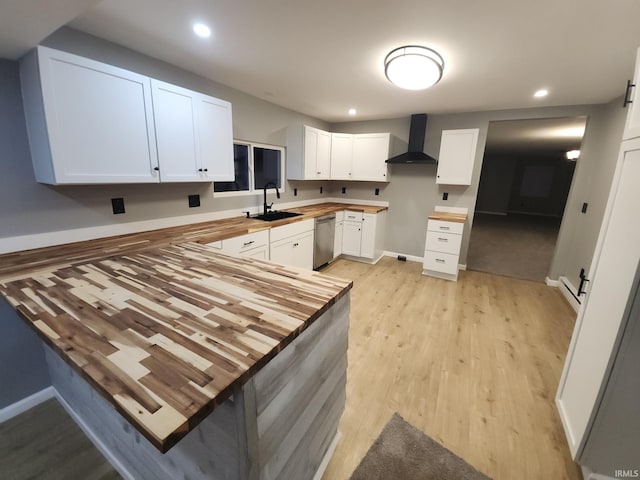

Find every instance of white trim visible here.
[383,251,423,263]
[325,197,389,207]
[545,277,561,287]
[581,466,617,480]
[54,389,135,480]
[312,431,341,480]
[0,198,331,254]
[434,205,468,215]
[0,386,55,423]
[559,276,581,313]
[458,263,467,271]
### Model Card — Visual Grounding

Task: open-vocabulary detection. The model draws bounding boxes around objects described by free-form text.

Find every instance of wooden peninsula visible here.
[0,236,352,479]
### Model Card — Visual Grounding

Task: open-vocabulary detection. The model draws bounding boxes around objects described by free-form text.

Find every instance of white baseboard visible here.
[313,431,341,480]
[458,263,467,271]
[558,276,581,313]
[582,465,617,480]
[545,276,560,287]
[54,390,135,480]
[0,386,55,423]
[383,251,423,263]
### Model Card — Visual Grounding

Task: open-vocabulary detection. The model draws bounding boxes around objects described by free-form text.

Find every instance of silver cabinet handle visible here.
[439,226,450,230]
[435,258,445,263]
[438,237,448,242]
[293,242,299,247]
[242,240,255,246]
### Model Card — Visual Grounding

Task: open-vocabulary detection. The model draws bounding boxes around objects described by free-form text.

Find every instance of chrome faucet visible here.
[263,182,280,216]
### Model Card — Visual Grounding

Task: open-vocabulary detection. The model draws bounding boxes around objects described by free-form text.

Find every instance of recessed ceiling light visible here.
[566,150,580,160]
[193,23,211,38]
[348,108,357,115]
[534,89,549,98]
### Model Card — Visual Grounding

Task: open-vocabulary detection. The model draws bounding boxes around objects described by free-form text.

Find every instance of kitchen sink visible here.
[253,211,303,221]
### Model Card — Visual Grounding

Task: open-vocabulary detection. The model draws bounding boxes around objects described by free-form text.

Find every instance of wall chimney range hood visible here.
[385,113,437,164]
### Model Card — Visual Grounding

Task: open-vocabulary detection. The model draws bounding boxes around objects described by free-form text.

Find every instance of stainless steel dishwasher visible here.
[314,213,336,269]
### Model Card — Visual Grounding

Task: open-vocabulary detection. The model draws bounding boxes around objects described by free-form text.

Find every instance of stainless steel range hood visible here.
[385,113,437,164]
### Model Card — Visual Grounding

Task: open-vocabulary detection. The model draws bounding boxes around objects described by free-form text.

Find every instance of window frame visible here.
[213,140,286,198]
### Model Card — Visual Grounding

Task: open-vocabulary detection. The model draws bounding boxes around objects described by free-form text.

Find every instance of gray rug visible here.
[350,413,491,480]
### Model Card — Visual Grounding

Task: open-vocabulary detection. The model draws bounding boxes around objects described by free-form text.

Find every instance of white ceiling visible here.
[2,0,640,123]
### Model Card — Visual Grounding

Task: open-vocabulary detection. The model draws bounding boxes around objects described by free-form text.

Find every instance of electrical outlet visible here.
[294,188,297,196]
[375,188,380,196]
[111,197,125,215]
[188,194,201,208]
[342,187,346,194]
[443,192,448,200]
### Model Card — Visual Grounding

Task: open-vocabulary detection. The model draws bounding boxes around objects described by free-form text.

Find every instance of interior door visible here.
[556,138,640,458]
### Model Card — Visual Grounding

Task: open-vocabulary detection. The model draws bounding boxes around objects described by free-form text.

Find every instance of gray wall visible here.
[549,98,627,287]
[331,101,625,285]
[0,27,331,240]
[0,299,50,408]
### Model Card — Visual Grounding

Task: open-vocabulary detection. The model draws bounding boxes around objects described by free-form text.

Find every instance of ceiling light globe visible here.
[385,46,444,90]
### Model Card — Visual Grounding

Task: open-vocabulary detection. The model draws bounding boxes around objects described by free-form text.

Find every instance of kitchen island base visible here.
[45,293,349,480]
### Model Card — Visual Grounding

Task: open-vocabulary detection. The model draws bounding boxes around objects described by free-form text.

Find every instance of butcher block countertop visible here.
[0,242,352,452]
[427,211,468,223]
[0,202,387,281]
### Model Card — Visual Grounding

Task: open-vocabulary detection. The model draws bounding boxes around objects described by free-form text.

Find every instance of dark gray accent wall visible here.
[0,298,50,408]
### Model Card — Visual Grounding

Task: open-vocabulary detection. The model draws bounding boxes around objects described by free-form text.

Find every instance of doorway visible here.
[467,117,587,282]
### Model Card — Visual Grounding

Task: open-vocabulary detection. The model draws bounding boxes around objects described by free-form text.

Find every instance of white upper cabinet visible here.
[330,133,354,180]
[21,46,159,184]
[151,80,233,182]
[436,129,480,185]
[20,46,233,185]
[287,125,331,180]
[329,132,390,182]
[352,133,390,181]
[623,47,640,141]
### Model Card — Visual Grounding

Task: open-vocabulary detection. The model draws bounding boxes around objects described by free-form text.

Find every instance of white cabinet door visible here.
[152,79,234,183]
[270,237,292,265]
[623,48,640,141]
[334,220,344,258]
[151,80,200,182]
[239,245,268,260]
[196,95,234,182]
[291,231,314,270]
[25,46,158,184]
[556,138,640,458]
[360,213,377,259]
[352,133,390,181]
[303,126,331,179]
[436,129,479,185]
[330,133,354,180]
[342,221,362,256]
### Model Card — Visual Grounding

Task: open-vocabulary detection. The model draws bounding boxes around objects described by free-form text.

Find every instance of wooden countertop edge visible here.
[18,280,352,453]
[427,212,467,223]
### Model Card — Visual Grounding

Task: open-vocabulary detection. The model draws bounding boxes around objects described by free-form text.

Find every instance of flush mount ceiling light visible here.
[384,46,444,90]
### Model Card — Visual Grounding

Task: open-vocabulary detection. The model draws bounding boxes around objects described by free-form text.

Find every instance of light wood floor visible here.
[321,257,581,480]
[0,398,120,480]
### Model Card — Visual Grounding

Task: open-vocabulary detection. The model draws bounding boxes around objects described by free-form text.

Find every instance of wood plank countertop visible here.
[427,211,468,223]
[0,242,352,452]
[0,202,388,281]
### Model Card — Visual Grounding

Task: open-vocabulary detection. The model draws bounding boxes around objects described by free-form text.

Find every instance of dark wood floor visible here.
[0,398,120,480]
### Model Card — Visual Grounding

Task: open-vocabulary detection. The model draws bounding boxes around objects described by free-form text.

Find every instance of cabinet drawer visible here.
[427,219,464,235]
[223,230,269,253]
[425,231,462,255]
[344,210,364,222]
[270,218,314,243]
[423,251,459,275]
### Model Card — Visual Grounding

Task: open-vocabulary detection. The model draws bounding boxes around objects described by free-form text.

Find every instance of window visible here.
[214,141,285,196]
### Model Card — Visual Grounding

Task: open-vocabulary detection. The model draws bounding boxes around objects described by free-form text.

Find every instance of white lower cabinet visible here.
[205,230,269,259]
[269,219,315,270]
[422,216,465,281]
[333,211,344,259]
[339,210,386,262]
